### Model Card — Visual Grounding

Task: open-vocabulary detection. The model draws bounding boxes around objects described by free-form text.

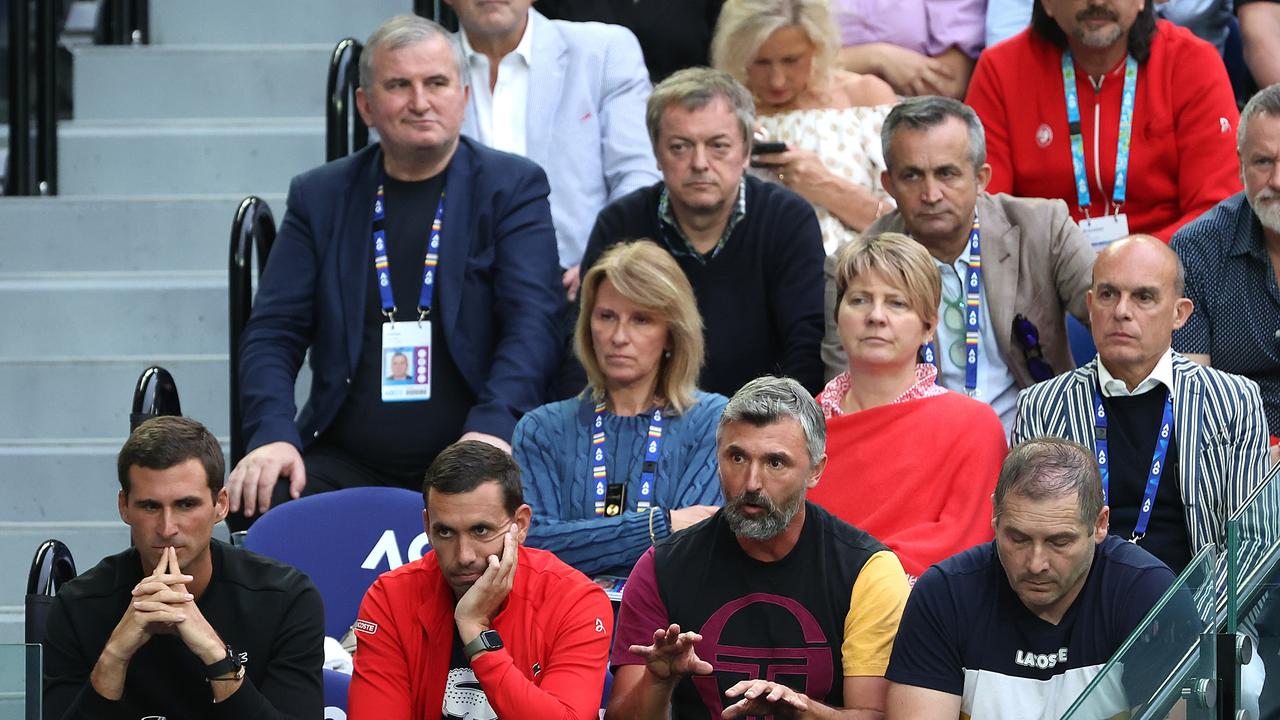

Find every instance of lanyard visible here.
[1061,52,1137,216]
[370,178,446,322]
[592,403,664,516]
[1091,385,1175,542]
[921,213,981,395]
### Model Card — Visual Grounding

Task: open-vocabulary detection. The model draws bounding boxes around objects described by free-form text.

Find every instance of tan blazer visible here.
[822,192,1095,387]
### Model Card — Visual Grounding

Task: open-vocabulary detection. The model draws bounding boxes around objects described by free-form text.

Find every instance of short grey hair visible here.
[881,95,987,171]
[1238,84,1280,152]
[716,376,825,467]
[646,67,756,152]
[994,438,1104,527]
[360,14,467,91]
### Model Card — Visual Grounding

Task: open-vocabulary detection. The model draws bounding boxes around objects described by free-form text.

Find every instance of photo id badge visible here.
[1080,213,1130,252]
[381,321,431,402]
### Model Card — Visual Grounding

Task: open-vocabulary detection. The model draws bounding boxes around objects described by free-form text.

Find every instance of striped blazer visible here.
[1012,353,1270,568]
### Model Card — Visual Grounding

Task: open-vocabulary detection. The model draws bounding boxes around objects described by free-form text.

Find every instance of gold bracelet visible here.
[648,506,659,545]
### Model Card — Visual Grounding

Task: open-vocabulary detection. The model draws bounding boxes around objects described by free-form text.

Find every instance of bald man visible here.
[1012,236,1269,576]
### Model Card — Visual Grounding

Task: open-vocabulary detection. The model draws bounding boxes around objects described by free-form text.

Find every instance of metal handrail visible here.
[6,0,58,195]
[325,38,367,162]
[130,365,182,432]
[414,0,459,30]
[100,0,149,45]
[25,539,76,644]
[228,196,277,467]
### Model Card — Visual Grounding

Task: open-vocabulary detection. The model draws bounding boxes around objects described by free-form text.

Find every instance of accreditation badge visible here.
[1080,213,1130,252]
[381,321,431,402]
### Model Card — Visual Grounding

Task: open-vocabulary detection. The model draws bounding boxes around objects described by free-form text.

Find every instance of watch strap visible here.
[462,629,503,659]
[205,645,242,680]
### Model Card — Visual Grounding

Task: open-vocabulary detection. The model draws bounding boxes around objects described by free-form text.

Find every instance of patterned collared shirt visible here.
[655,179,747,264]
[817,363,950,419]
[1171,192,1280,435]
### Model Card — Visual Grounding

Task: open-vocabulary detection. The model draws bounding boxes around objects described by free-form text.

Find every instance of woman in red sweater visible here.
[810,232,1008,583]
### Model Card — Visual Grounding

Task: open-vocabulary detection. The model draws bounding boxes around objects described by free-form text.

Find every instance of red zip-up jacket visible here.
[349,545,612,719]
[966,20,1241,241]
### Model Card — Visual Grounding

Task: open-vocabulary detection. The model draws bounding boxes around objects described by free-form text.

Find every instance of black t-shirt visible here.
[537,0,722,81]
[442,628,496,720]
[1101,386,1192,573]
[324,173,476,479]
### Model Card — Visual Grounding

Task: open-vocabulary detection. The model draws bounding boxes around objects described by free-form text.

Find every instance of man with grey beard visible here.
[1172,83,1280,451]
[606,376,910,720]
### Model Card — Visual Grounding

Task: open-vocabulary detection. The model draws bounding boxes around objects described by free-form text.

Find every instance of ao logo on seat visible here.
[360,529,431,571]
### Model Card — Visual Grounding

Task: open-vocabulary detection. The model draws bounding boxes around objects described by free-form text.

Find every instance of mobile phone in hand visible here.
[750,141,788,168]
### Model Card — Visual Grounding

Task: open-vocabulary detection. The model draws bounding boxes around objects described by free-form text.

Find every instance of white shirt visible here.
[459,12,535,156]
[1097,348,1176,398]
[933,249,1019,435]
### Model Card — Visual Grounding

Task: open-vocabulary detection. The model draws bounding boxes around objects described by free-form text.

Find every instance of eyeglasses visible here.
[1013,314,1054,383]
[937,291,967,368]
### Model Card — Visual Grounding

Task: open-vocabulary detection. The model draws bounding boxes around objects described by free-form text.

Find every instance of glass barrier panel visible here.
[0,644,41,720]
[1227,464,1280,720]
[1060,546,1216,720]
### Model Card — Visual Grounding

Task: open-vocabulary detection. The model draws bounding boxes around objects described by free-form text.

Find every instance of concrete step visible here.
[0,272,227,358]
[73,44,333,120]
[58,118,324,196]
[0,194,283,273]
[0,355,230,439]
[0,439,136,523]
[152,0,412,45]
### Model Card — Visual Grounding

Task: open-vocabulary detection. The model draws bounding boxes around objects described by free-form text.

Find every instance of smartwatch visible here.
[462,630,504,660]
[205,644,245,681]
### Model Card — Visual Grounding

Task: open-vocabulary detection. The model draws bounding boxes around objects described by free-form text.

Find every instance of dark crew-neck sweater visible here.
[1101,385,1191,573]
[580,176,826,396]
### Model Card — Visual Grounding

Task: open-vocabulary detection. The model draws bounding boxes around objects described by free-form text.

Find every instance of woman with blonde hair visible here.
[810,232,1006,582]
[712,0,897,255]
[514,241,726,577]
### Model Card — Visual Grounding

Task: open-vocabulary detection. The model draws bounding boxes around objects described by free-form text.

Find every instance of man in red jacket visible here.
[349,440,613,719]
[966,0,1241,243]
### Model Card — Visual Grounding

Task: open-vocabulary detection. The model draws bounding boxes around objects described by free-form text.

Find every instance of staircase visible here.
[0,0,410,643]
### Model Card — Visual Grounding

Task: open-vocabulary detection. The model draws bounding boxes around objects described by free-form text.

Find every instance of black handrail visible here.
[130,365,182,432]
[25,539,76,644]
[6,0,58,195]
[99,0,149,45]
[325,38,368,162]
[414,0,459,30]
[228,197,277,467]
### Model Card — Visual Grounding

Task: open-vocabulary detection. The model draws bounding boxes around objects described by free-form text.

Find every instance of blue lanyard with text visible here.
[1091,385,1174,542]
[371,178,446,322]
[921,213,981,395]
[1061,52,1137,216]
[592,402,664,515]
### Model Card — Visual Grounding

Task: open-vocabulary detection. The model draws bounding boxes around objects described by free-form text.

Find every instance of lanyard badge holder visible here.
[592,404,664,517]
[1063,52,1137,251]
[922,213,982,397]
[1092,385,1175,543]
[372,180,446,403]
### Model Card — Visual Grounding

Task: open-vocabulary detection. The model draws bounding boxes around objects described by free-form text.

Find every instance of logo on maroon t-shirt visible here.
[691,592,834,714]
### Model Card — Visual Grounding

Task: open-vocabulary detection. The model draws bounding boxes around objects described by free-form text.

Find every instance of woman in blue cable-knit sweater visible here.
[514,240,727,577]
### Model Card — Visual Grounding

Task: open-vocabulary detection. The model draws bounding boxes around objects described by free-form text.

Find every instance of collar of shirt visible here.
[1097,348,1176,397]
[817,364,948,419]
[1226,199,1271,264]
[656,180,747,263]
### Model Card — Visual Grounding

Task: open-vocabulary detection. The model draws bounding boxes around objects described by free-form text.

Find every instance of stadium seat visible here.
[324,668,351,719]
[242,487,428,639]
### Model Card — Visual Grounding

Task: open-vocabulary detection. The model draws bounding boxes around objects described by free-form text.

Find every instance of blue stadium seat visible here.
[242,487,428,639]
[324,668,351,718]
[1067,315,1097,368]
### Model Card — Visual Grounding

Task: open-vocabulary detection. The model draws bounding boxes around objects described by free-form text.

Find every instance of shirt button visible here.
[313,430,320,438]
[1274,330,1280,341]
[346,377,352,384]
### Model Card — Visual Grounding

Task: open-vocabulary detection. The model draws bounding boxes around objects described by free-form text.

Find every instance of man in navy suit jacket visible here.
[228,15,562,520]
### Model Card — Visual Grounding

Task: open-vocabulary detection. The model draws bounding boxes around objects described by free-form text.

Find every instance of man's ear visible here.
[118,490,130,525]
[881,169,896,199]
[422,508,431,537]
[213,488,229,524]
[355,86,373,128]
[1171,297,1194,331]
[975,163,992,193]
[807,454,828,489]
[1094,506,1110,543]
[514,504,533,544]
